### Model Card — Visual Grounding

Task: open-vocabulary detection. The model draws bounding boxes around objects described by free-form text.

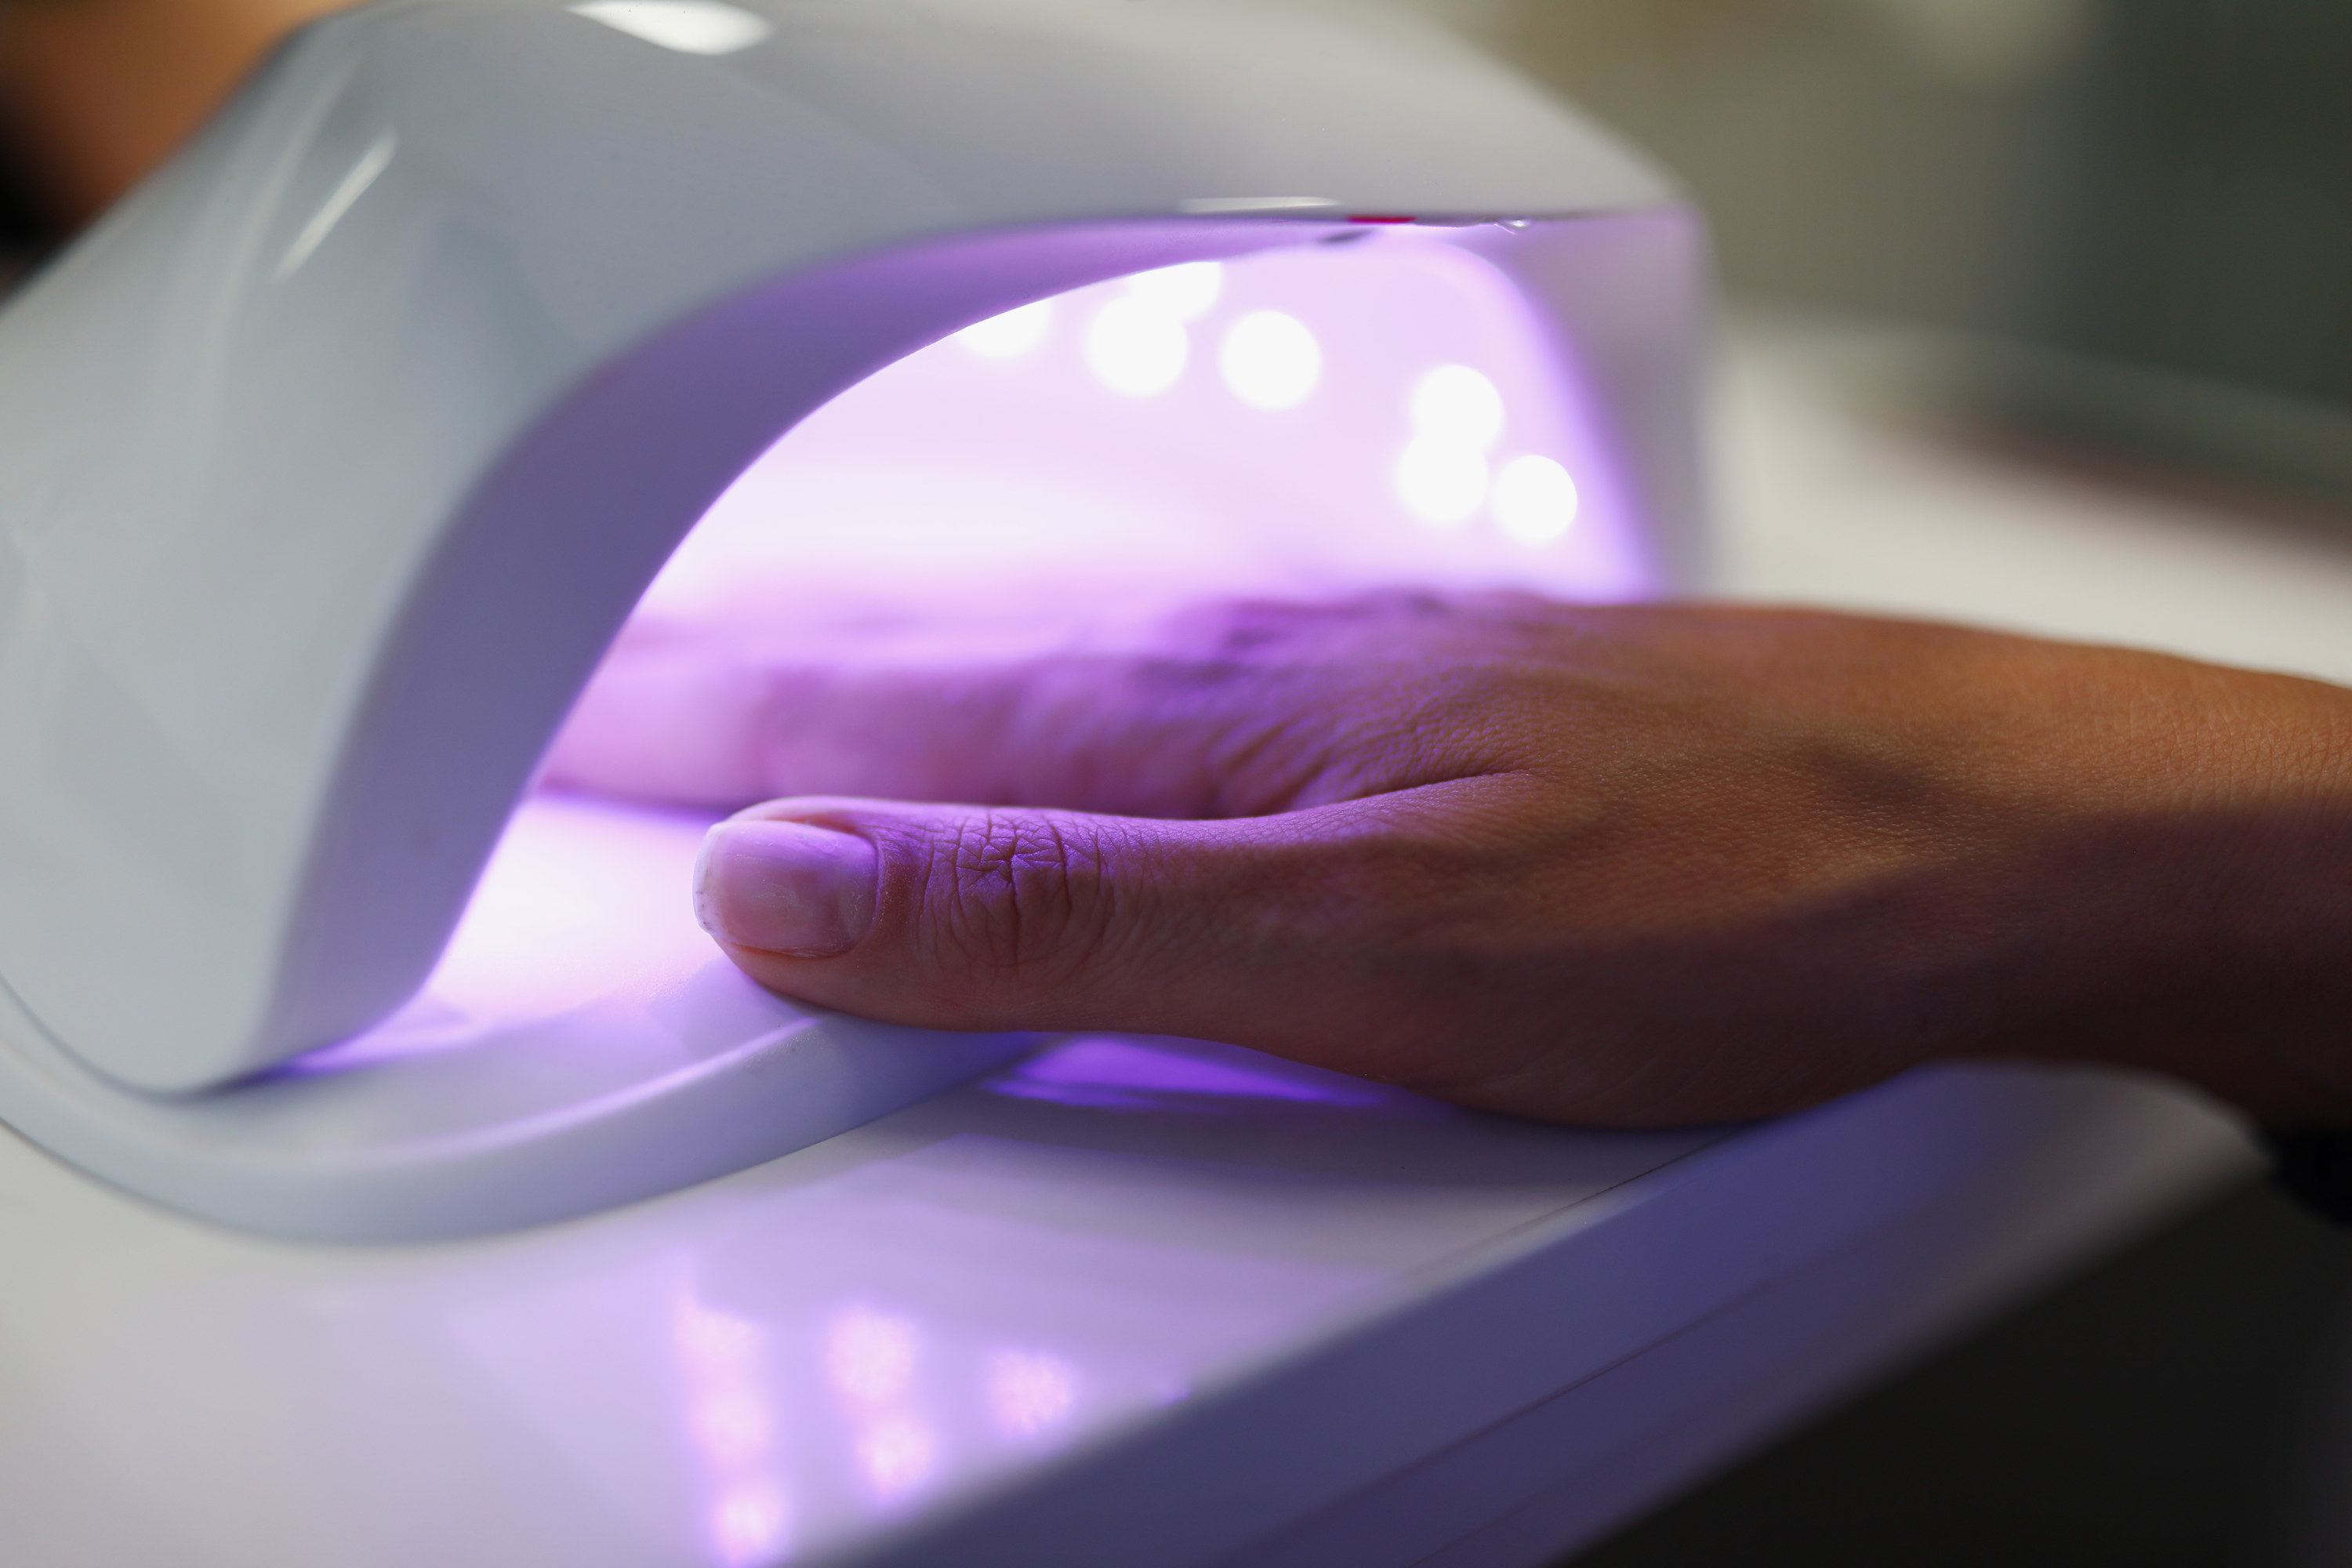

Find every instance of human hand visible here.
[547,593,2352,1127]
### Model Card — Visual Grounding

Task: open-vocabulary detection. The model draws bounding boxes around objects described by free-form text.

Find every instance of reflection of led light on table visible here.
[1219,310,1321,410]
[1493,453,1580,544]
[674,1295,791,1568]
[711,1487,790,1567]
[858,1414,938,1502]
[986,1349,1078,1440]
[954,299,1053,360]
[1085,296,1189,396]
[1124,260,1224,319]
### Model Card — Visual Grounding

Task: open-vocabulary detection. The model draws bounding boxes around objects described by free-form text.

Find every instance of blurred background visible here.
[1437,0,2352,516]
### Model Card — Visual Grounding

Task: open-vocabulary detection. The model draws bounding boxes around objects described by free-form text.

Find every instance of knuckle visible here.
[921,811,1110,982]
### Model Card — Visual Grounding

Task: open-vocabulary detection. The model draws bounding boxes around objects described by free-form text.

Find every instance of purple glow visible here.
[674,1294,792,1566]
[825,1305,919,1409]
[823,1306,939,1504]
[984,1349,1078,1440]
[624,234,1653,676]
[855,1414,938,1502]
[311,233,1655,1086]
[289,793,737,1072]
[986,1035,1393,1110]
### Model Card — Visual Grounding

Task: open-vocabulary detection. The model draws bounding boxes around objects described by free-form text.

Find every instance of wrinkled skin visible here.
[549,593,2352,1129]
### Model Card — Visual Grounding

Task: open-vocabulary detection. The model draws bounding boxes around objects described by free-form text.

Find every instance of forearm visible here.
[1980,719,2352,1123]
[1923,655,2352,1123]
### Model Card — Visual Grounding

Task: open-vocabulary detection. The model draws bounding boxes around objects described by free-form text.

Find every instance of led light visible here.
[1085,298,1189,397]
[1395,439,1490,528]
[955,300,1054,360]
[566,0,773,55]
[1218,311,1322,411]
[1410,364,1505,451]
[1125,261,1224,321]
[1493,454,1580,545]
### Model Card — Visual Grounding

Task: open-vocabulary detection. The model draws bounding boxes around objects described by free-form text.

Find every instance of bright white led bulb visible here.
[1410,365,1505,452]
[1085,299,1189,396]
[1395,440,1490,528]
[954,300,1054,360]
[1218,311,1322,411]
[1492,455,1580,545]
[1125,261,1225,321]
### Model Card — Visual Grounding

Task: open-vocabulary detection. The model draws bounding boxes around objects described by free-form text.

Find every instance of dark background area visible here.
[2045,0,2352,413]
[1565,1181,2352,1566]
[1452,0,2352,513]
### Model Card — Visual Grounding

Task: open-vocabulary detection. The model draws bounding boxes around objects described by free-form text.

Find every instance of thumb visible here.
[690,793,1442,1056]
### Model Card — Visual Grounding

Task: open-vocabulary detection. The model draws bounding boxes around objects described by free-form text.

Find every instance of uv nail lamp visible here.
[0,0,1705,1241]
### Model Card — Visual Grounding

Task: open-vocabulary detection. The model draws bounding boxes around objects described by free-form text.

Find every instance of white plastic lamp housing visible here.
[0,0,1708,1238]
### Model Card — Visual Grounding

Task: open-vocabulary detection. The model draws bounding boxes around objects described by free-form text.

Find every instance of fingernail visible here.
[695,818,878,956]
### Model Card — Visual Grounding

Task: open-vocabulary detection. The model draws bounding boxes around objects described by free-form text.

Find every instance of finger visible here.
[545,597,1519,818]
[688,787,1511,1087]
[547,643,1279,816]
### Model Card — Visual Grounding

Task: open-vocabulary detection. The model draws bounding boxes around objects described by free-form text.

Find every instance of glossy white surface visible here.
[0,325,2283,1567]
[0,793,1036,1241]
[0,1033,1711,1567]
[0,1035,2233,1568]
[0,0,1686,1091]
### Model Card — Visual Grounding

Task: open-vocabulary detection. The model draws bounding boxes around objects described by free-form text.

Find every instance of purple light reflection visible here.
[855,1415,939,1502]
[824,1305,918,1409]
[310,232,1656,1105]
[673,1294,792,1566]
[824,1305,940,1506]
[984,1349,1078,1441]
[985,1036,1394,1112]
[621,233,1652,688]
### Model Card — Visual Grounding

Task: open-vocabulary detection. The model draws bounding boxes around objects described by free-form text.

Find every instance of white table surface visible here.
[2,321,2322,1568]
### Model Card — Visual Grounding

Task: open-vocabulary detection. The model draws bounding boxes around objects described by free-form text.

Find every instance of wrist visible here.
[1968,659,2352,1123]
